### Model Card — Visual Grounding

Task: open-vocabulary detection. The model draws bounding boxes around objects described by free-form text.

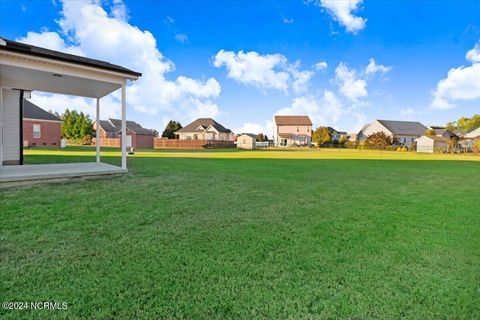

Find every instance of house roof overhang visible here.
[0,40,141,98]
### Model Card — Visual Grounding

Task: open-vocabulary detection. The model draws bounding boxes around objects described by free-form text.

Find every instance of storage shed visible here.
[416,135,448,153]
[237,134,256,150]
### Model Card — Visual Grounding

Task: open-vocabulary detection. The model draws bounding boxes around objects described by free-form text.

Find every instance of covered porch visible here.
[0,38,141,186]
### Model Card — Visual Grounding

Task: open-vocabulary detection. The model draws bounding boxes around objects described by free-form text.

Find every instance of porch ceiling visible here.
[0,64,121,98]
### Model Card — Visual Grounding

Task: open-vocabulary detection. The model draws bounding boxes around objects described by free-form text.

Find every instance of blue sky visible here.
[1,0,480,135]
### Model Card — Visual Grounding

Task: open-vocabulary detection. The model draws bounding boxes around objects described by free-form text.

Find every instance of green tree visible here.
[256,133,266,142]
[365,132,393,149]
[162,120,182,139]
[447,114,480,131]
[425,129,436,136]
[339,134,347,145]
[60,109,93,143]
[312,127,331,147]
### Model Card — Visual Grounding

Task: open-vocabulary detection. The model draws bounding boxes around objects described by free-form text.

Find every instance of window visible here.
[33,124,41,138]
[307,127,310,132]
[297,126,299,132]
[243,139,246,144]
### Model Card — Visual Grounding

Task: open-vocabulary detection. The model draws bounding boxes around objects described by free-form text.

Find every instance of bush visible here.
[344,141,357,149]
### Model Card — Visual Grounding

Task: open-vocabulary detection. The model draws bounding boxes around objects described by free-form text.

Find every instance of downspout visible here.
[19,90,24,165]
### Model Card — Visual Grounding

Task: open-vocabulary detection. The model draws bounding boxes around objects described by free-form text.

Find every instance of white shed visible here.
[237,134,256,150]
[416,136,448,153]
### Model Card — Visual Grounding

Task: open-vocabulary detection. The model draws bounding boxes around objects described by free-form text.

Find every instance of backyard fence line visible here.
[154,139,235,149]
[91,138,121,147]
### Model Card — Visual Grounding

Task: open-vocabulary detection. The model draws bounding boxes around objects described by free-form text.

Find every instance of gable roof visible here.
[434,128,457,138]
[274,115,312,126]
[23,99,61,122]
[0,38,141,78]
[465,126,480,138]
[99,118,155,135]
[239,133,257,139]
[376,120,428,136]
[176,118,232,133]
[417,135,448,142]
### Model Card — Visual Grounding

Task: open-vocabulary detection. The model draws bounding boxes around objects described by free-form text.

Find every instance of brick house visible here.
[23,99,61,147]
[273,115,312,147]
[94,118,155,148]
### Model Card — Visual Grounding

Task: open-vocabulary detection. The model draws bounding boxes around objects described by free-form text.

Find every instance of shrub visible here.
[365,132,393,149]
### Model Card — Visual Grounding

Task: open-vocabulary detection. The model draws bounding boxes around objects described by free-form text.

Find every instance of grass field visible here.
[1,147,479,319]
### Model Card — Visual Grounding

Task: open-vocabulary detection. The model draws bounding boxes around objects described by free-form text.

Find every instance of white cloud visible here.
[235,120,273,136]
[314,61,328,70]
[213,50,313,93]
[18,31,84,56]
[400,107,415,115]
[282,17,294,24]
[17,0,221,129]
[317,0,366,34]
[431,42,480,109]
[365,58,391,75]
[175,33,189,44]
[276,90,343,127]
[466,42,480,63]
[334,63,367,101]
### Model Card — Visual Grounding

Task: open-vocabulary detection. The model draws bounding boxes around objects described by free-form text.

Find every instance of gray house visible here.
[358,120,428,147]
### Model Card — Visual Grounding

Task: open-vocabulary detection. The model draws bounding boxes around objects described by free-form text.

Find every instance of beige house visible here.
[358,120,428,148]
[175,118,235,141]
[237,134,256,149]
[416,135,448,153]
[273,115,312,147]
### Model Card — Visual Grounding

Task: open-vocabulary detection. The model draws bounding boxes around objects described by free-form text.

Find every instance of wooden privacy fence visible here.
[154,139,235,149]
[91,138,121,147]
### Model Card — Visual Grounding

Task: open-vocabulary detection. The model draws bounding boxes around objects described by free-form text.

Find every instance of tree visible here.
[60,109,93,143]
[312,127,331,147]
[162,120,182,139]
[424,129,436,136]
[447,137,458,153]
[447,114,480,131]
[151,129,159,137]
[365,132,393,149]
[339,135,347,145]
[256,133,266,142]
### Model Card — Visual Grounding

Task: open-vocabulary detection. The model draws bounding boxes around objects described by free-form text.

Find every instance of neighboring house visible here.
[273,115,312,147]
[94,118,155,148]
[326,127,347,142]
[346,133,358,142]
[358,120,428,147]
[465,127,480,139]
[175,118,235,141]
[432,127,458,139]
[416,135,448,153]
[23,99,61,147]
[236,133,256,150]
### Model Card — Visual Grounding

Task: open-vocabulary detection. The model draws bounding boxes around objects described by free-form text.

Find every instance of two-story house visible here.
[273,115,312,147]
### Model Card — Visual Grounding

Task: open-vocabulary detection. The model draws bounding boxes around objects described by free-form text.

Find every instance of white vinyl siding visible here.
[1,89,20,163]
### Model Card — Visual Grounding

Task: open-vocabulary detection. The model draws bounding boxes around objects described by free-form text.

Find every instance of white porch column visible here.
[121,82,127,170]
[96,98,100,163]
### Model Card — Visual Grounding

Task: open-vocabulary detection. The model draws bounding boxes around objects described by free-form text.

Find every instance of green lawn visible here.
[1,147,479,319]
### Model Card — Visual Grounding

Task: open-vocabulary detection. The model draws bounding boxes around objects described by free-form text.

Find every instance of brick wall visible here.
[23,120,61,147]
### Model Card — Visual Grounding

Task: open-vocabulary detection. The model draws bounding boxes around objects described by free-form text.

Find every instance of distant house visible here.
[416,135,448,153]
[358,120,428,147]
[175,118,235,141]
[94,118,155,148]
[23,99,61,147]
[237,133,256,150]
[432,127,458,139]
[273,115,312,147]
[326,127,347,142]
[465,127,480,139]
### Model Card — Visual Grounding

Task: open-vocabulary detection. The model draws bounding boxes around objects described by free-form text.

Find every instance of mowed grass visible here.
[1,147,479,319]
